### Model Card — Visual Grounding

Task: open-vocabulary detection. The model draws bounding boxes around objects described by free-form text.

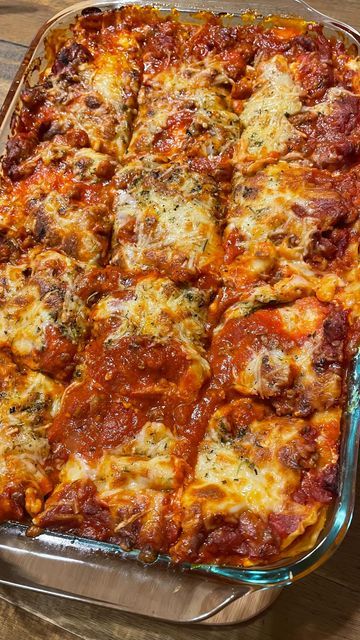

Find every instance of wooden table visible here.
[0,0,359,638]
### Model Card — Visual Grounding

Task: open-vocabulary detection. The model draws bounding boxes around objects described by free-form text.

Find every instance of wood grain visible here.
[0,1,360,639]
[0,40,27,103]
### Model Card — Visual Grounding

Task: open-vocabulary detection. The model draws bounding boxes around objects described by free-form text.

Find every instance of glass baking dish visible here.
[0,0,360,625]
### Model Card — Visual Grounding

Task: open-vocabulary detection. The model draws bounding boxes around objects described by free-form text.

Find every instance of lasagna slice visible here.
[2,27,141,180]
[215,161,358,317]
[34,274,209,551]
[234,55,303,170]
[0,249,88,380]
[111,160,223,282]
[211,297,346,417]
[172,399,339,565]
[224,161,355,272]
[35,420,189,554]
[127,60,240,172]
[0,352,63,522]
[0,154,112,265]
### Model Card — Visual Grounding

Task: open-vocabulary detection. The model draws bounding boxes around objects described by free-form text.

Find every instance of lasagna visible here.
[0,5,359,568]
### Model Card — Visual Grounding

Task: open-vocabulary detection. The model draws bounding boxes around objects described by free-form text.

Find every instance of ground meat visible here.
[313,309,347,372]
[52,43,93,75]
[279,441,319,470]
[293,464,339,504]
[2,133,38,181]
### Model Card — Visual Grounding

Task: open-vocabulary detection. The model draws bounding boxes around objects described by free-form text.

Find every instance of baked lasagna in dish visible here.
[0,5,359,567]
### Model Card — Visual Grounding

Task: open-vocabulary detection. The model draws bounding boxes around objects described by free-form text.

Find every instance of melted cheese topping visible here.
[187,410,307,515]
[227,162,344,259]
[26,190,110,265]
[345,57,360,92]
[235,55,302,166]
[176,400,336,562]
[0,353,63,518]
[222,160,353,306]
[112,160,222,279]
[92,274,207,348]
[0,250,88,377]
[128,59,240,160]
[305,86,356,116]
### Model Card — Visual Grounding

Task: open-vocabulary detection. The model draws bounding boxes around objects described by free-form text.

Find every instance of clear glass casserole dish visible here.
[0,0,359,625]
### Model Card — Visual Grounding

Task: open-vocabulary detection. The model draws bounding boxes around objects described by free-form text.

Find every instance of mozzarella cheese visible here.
[112,160,222,279]
[175,400,338,562]
[0,250,88,377]
[222,161,352,305]
[25,189,111,265]
[227,162,330,258]
[128,59,240,160]
[0,353,63,518]
[235,55,302,166]
[92,274,207,348]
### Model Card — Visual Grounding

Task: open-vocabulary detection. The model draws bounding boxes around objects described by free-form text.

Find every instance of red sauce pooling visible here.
[49,333,202,462]
[38,325,78,381]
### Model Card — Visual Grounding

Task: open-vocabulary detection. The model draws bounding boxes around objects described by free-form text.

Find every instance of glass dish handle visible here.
[0,525,279,624]
[289,0,360,44]
[0,580,281,630]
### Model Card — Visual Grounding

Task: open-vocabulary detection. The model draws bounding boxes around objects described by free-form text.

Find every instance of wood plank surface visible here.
[0,1,360,639]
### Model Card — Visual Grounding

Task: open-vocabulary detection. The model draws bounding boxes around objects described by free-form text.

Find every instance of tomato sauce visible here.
[49,379,147,460]
[210,309,292,384]
[37,325,78,381]
[49,332,203,462]
[35,479,114,540]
